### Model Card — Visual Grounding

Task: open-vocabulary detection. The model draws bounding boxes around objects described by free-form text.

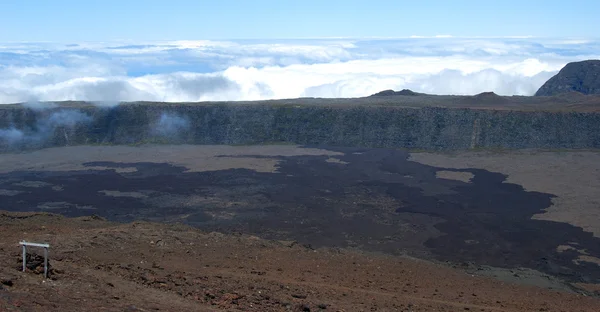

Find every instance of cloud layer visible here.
[1,37,599,104]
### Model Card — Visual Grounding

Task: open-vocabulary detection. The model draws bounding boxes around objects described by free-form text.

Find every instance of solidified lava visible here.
[1,146,599,283]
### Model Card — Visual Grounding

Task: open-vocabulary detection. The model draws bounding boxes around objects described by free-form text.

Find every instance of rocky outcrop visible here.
[535,60,600,96]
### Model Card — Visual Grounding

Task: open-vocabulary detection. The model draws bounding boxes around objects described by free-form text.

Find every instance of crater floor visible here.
[1,145,600,286]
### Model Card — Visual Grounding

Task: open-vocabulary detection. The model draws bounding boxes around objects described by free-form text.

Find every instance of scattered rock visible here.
[1,278,13,287]
[300,304,311,311]
[216,293,244,306]
[205,292,216,300]
[151,262,162,269]
[291,293,308,299]
[302,244,314,250]
[250,270,266,276]
[79,215,106,222]
[278,240,298,248]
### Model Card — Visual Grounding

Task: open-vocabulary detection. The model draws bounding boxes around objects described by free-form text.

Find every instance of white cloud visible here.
[0,38,599,104]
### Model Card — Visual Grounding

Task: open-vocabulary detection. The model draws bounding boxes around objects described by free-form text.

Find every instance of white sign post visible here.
[19,241,50,278]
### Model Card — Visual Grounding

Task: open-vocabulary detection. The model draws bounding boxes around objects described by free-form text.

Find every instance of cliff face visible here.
[2,102,600,152]
[535,60,600,96]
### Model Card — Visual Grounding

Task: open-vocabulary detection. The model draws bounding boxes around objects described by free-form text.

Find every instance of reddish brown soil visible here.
[1,211,599,312]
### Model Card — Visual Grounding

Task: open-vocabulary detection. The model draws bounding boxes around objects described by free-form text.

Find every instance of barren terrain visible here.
[2,211,600,312]
[1,144,600,310]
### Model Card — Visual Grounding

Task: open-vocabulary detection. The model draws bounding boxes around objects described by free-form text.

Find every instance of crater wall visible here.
[1,102,600,151]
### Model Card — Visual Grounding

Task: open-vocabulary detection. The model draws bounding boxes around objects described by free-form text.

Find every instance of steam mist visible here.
[0,128,25,144]
[150,112,191,140]
[0,108,93,149]
[45,110,93,128]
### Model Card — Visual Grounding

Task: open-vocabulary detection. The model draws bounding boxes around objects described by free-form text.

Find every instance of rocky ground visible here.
[1,211,600,312]
[1,144,600,311]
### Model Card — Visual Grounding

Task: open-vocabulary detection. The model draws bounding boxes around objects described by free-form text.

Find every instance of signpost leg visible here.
[19,241,50,278]
[44,247,48,278]
[22,245,26,272]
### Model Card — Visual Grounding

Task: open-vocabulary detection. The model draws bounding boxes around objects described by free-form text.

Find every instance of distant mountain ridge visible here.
[370,89,427,96]
[535,60,600,96]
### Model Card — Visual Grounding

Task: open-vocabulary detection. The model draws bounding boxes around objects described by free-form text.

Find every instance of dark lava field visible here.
[1,146,599,284]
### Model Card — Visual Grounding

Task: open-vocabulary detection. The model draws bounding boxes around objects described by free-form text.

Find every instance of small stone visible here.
[1,279,13,287]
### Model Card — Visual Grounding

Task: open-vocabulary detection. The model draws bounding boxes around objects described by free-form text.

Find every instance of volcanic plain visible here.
[1,144,600,311]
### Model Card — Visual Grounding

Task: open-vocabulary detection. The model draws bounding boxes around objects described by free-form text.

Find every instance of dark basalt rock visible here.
[535,60,600,96]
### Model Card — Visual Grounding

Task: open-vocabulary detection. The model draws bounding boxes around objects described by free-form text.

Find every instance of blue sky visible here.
[0,0,598,41]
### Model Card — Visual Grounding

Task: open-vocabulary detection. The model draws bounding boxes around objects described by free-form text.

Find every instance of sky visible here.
[0,0,598,41]
[0,1,599,104]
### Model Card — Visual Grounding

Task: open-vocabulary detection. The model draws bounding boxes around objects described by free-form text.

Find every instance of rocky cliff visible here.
[535,60,600,96]
[1,99,600,152]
